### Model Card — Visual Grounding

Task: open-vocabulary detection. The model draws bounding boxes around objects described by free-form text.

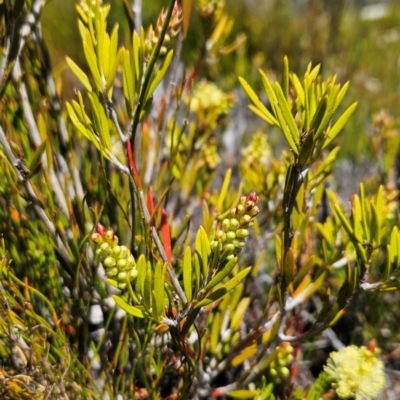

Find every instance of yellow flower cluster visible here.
[324,345,385,400]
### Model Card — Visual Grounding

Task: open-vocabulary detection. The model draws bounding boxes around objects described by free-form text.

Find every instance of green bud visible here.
[105,230,114,241]
[269,367,278,377]
[117,272,127,281]
[236,204,245,215]
[118,282,127,290]
[130,269,138,279]
[117,259,127,269]
[250,206,260,217]
[222,218,230,231]
[112,245,122,257]
[119,246,129,259]
[229,218,240,229]
[226,231,236,241]
[106,267,118,277]
[224,243,235,252]
[236,229,249,238]
[233,239,246,248]
[126,255,136,269]
[216,230,225,240]
[103,256,116,268]
[100,242,110,252]
[245,200,254,210]
[210,240,219,250]
[277,358,287,367]
[240,215,252,226]
[91,233,102,244]
[278,367,290,378]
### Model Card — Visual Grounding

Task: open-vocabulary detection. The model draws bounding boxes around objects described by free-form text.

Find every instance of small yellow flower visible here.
[324,345,385,400]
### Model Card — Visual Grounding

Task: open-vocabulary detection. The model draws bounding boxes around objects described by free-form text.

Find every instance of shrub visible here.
[0,0,398,399]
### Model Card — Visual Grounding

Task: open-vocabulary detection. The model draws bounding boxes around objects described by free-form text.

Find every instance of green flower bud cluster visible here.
[267,343,294,385]
[91,224,138,291]
[324,345,385,400]
[210,191,260,259]
[144,3,182,58]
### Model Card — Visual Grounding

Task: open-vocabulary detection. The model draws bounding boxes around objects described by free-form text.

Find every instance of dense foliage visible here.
[1,0,400,399]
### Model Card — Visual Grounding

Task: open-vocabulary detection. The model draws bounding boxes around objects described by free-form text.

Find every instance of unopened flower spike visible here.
[210,191,260,259]
[91,224,138,290]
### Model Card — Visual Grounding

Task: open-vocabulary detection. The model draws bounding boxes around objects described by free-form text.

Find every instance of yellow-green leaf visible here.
[66,57,92,92]
[183,246,193,302]
[154,262,166,318]
[113,295,144,318]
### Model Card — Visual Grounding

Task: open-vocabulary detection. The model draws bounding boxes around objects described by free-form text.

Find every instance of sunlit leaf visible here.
[113,295,144,318]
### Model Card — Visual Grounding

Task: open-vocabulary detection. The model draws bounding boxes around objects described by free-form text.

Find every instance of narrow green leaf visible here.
[322,102,358,150]
[112,295,144,318]
[282,55,289,100]
[146,50,174,100]
[274,101,299,154]
[143,262,152,311]
[239,76,278,125]
[334,81,350,112]
[248,104,276,124]
[66,57,92,92]
[194,252,201,293]
[83,32,103,91]
[195,287,227,308]
[223,266,251,292]
[27,140,47,172]
[307,64,321,83]
[351,194,364,242]
[230,297,250,331]
[291,73,304,106]
[203,257,237,292]
[358,183,370,242]
[195,226,211,278]
[210,311,221,353]
[154,262,166,318]
[88,93,111,151]
[309,95,327,135]
[216,168,231,211]
[195,267,251,309]
[334,204,355,239]
[122,48,135,115]
[293,256,315,287]
[227,390,257,399]
[183,246,193,302]
[274,82,300,143]
[282,248,295,291]
[297,131,314,168]
[314,83,339,140]
[135,254,147,295]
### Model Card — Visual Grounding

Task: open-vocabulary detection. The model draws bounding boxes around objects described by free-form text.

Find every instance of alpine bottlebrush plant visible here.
[1,0,400,399]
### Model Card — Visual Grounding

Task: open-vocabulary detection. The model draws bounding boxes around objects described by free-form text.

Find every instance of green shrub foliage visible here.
[0,0,399,399]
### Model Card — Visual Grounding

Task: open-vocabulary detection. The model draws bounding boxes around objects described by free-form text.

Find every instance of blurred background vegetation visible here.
[42,0,400,161]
